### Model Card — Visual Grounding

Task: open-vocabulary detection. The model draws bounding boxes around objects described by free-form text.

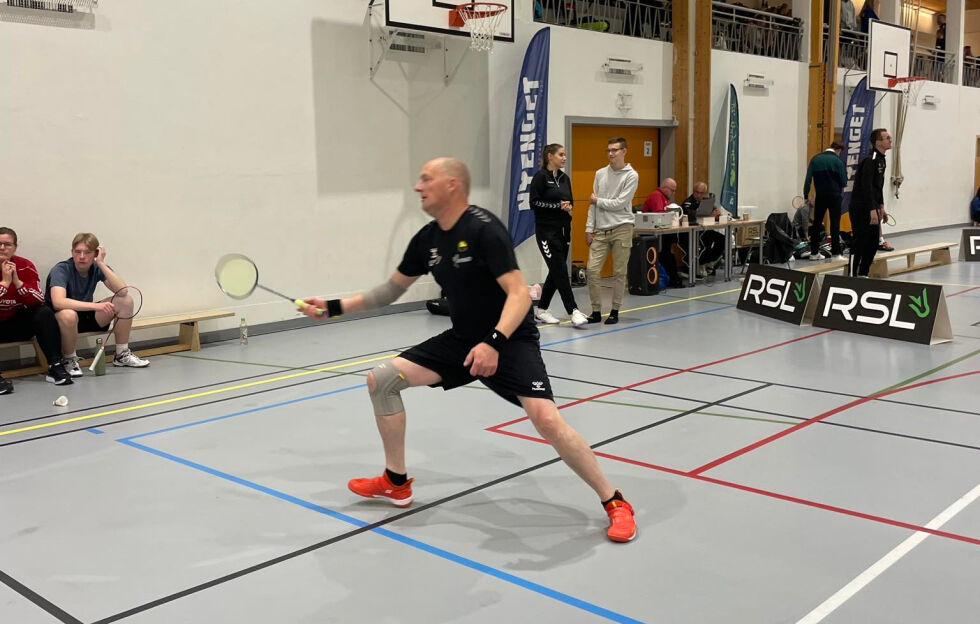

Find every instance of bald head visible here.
[660,177,677,199]
[431,157,471,196]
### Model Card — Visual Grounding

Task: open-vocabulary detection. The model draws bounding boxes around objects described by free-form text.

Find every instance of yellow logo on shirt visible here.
[457,240,469,252]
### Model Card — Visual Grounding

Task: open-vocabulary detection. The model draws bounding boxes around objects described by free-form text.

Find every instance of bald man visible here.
[300,157,638,543]
[642,177,677,213]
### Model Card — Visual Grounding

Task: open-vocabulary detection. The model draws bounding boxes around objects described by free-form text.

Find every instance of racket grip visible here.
[89,348,105,372]
[294,299,326,316]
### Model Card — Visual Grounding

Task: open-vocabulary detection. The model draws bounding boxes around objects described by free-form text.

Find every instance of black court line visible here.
[0,346,403,430]
[715,402,980,452]
[89,384,769,623]
[0,367,375,448]
[543,348,980,418]
[550,371,980,452]
[0,568,82,624]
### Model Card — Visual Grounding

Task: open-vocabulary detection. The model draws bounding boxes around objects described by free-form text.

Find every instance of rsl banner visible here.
[507,27,550,246]
[736,264,821,325]
[959,228,980,261]
[813,275,952,345]
[719,84,739,217]
[839,76,875,218]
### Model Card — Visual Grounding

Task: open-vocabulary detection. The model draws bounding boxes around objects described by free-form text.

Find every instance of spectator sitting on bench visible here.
[45,232,149,377]
[0,227,73,394]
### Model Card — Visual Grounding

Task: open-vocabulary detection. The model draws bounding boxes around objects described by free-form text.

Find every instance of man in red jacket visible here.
[641,177,677,213]
[0,227,72,393]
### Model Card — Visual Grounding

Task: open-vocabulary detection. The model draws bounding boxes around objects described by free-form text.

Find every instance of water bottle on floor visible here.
[239,317,248,345]
[94,339,106,376]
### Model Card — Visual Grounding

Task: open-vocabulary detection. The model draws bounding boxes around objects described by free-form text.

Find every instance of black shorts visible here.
[400,330,554,407]
[77,311,110,333]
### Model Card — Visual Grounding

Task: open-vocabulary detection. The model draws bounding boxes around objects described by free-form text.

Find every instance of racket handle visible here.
[89,348,105,372]
[294,299,326,316]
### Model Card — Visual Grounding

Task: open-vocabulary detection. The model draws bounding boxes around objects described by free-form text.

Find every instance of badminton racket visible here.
[791,196,808,211]
[214,253,324,315]
[88,285,143,371]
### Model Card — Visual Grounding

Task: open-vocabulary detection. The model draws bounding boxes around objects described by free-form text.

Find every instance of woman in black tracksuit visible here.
[528,144,587,327]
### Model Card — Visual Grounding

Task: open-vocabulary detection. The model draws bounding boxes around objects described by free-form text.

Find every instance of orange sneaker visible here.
[348,472,414,507]
[604,497,636,543]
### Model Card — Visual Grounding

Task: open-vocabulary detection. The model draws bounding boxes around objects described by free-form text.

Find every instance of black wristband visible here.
[482,329,508,351]
[326,299,343,318]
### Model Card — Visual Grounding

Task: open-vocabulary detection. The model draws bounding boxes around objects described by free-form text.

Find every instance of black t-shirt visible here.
[398,206,537,343]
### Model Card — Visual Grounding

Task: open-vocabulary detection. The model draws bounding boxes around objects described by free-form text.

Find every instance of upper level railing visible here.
[533,0,672,42]
[912,45,956,84]
[964,56,980,88]
[823,25,868,71]
[711,2,803,61]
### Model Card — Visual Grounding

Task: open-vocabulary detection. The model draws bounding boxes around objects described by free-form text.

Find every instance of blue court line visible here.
[120,383,366,442]
[118,437,645,623]
[541,306,730,347]
[87,428,104,435]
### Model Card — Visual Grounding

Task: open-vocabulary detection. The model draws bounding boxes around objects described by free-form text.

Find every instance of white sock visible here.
[65,352,77,360]
[116,343,129,354]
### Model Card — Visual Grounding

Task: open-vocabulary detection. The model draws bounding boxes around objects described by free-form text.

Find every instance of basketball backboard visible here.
[384,0,514,42]
[867,19,911,92]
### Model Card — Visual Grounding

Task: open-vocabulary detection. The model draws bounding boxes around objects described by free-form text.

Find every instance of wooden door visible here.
[569,125,660,275]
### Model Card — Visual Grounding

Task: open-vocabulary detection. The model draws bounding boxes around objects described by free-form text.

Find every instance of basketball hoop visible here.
[888,75,926,105]
[449,2,507,52]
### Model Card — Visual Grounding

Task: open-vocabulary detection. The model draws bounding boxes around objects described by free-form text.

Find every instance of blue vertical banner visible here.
[507,27,550,246]
[719,84,739,217]
[840,76,875,215]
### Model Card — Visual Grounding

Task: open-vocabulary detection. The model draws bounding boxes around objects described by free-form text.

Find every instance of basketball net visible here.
[452,2,507,52]
[889,75,924,197]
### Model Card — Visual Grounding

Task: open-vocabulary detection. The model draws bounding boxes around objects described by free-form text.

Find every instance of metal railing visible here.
[822,25,868,71]
[711,2,803,61]
[962,56,980,88]
[912,45,956,84]
[533,0,672,42]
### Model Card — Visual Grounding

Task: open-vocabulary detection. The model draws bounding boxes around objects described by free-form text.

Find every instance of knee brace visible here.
[369,362,409,416]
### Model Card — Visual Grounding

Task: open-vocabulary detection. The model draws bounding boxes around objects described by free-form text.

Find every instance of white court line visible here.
[796,482,980,624]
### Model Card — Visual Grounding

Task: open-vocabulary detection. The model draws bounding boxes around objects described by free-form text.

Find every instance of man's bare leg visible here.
[363,356,440,472]
[520,396,615,500]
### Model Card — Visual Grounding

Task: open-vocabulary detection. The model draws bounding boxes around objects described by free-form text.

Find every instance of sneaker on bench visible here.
[114,350,150,368]
[348,472,414,507]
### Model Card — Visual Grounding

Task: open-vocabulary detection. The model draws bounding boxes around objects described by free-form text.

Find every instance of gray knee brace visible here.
[369,362,409,416]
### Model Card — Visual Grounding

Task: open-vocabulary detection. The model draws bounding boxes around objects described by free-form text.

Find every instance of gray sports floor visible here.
[2,226,978,624]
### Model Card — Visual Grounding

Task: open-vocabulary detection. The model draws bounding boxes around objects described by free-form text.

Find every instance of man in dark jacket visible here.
[849,128,891,277]
[803,141,848,259]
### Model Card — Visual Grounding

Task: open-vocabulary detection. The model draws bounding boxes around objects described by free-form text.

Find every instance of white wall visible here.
[0,0,490,345]
[710,51,809,219]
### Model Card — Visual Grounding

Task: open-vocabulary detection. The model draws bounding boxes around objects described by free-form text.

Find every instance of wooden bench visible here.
[869,242,956,278]
[796,258,849,275]
[1,309,234,379]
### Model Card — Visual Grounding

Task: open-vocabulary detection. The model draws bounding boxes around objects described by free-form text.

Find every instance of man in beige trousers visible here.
[585,137,639,325]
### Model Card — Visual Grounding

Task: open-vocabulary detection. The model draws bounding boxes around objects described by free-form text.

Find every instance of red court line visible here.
[689,370,980,475]
[486,329,833,432]
[490,429,980,547]
[949,286,979,297]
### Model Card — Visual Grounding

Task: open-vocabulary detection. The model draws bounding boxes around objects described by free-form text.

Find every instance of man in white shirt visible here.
[585,137,639,325]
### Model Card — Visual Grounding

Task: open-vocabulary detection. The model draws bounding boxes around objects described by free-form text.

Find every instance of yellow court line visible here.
[3,288,743,437]
[0,353,398,437]
[552,287,741,326]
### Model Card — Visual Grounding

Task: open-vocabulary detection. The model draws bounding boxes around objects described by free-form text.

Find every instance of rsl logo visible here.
[741,274,809,311]
[821,286,933,329]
